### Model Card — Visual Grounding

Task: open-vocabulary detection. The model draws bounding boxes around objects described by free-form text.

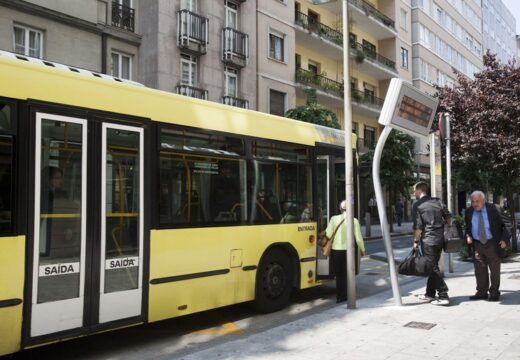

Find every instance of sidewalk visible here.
[167,255,520,360]
[361,221,414,241]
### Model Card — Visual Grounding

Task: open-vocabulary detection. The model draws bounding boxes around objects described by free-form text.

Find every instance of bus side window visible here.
[0,103,14,235]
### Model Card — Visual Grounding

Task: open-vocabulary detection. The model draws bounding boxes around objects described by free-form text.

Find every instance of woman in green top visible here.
[325,200,365,303]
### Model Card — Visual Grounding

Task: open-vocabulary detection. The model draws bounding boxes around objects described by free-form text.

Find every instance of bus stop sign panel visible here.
[378,78,438,137]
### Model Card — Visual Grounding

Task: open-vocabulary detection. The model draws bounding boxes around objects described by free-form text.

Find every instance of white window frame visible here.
[181,0,197,12]
[268,29,286,63]
[111,51,133,80]
[400,8,408,31]
[180,54,198,86]
[13,25,43,58]
[401,47,409,69]
[225,0,238,29]
[224,67,238,97]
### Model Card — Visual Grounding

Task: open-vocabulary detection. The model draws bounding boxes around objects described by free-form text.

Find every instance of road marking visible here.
[194,322,243,335]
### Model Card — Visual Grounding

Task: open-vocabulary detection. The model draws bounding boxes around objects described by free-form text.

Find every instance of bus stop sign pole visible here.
[374,78,439,306]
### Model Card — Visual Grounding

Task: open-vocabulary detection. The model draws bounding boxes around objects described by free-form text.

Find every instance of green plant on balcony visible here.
[352,90,363,102]
[355,49,365,64]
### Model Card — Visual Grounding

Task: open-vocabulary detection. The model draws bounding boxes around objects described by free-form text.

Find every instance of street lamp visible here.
[306,0,355,309]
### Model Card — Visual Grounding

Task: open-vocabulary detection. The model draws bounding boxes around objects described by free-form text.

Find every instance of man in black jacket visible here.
[412,181,450,306]
[465,191,510,301]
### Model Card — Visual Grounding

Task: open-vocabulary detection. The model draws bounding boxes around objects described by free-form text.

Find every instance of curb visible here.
[364,231,413,241]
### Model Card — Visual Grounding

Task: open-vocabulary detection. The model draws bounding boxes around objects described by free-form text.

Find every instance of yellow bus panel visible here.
[0,236,24,356]
[148,224,317,322]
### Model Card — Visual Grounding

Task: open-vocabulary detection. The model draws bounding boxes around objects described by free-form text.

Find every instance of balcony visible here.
[222,96,249,109]
[294,11,342,46]
[348,0,396,39]
[350,40,397,79]
[111,2,135,32]
[295,68,343,98]
[357,137,375,154]
[177,10,209,55]
[295,68,385,116]
[222,28,249,68]
[176,85,208,100]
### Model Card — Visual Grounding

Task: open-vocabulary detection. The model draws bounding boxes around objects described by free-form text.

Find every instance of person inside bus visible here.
[325,200,365,303]
[280,201,298,223]
[300,202,312,222]
[255,189,281,223]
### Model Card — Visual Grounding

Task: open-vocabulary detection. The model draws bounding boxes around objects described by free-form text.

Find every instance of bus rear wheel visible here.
[253,248,293,313]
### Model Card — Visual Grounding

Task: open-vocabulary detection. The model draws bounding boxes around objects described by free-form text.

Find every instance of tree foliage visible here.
[285,88,341,129]
[436,51,520,250]
[361,130,416,198]
[436,52,520,182]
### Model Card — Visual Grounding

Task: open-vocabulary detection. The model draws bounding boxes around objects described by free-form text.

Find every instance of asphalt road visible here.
[5,236,413,360]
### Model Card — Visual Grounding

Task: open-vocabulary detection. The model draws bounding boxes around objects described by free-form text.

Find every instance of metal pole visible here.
[430,132,445,275]
[341,0,356,309]
[416,153,420,181]
[446,114,454,273]
[373,126,402,306]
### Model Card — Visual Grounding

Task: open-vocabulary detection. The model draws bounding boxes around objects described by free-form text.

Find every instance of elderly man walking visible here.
[465,191,510,301]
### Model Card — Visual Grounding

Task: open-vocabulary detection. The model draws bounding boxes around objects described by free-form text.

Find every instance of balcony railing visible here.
[222,96,249,109]
[348,0,395,29]
[351,89,384,108]
[294,11,342,46]
[350,41,396,70]
[222,27,249,67]
[295,68,344,98]
[357,137,375,151]
[177,9,209,55]
[111,2,135,32]
[176,84,208,100]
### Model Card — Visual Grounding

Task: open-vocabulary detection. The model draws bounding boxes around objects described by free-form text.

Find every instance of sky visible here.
[501,0,520,34]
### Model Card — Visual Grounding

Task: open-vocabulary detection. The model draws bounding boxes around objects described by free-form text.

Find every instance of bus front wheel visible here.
[253,248,293,313]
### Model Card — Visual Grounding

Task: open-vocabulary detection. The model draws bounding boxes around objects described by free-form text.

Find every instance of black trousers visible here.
[423,243,449,299]
[473,241,501,296]
[331,249,347,301]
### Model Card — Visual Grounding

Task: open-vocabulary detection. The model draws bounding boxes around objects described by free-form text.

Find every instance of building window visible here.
[181,54,198,86]
[111,52,132,80]
[400,8,408,31]
[269,31,285,62]
[225,0,238,29]
[181,0,197,11]
[364,126,376,149]
[308,60,319,75]
[225,67,238,97]
[401,47,409,69]
[269,89,286,116]
[295,54,301,68]
[13,25,43,58]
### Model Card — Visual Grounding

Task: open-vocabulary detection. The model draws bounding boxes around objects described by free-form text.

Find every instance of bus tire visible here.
[253,248,293,313]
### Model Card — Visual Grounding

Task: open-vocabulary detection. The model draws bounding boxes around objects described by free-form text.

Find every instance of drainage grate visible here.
[403,321,436,330]
[508,274,520,280]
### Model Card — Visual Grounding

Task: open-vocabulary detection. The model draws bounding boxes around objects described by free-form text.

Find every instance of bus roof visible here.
[0,51,355,148]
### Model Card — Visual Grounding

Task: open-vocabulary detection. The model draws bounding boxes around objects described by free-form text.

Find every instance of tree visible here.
[361,130,416,231]
[436,52,520,251]
[285,88,341,129]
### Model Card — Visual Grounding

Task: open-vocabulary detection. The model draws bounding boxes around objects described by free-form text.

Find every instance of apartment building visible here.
[0,0,141,79]
[482,0,516,64]
[139,0,257,109]
[293,0,412,153]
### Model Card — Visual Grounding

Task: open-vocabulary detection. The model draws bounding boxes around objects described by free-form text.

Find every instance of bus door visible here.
[316,150,347,277]
[30,113,144,337]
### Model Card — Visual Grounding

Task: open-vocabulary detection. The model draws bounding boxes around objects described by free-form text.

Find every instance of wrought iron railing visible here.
[351,88,384,108]
[177,9,209,53]
[294,11,342,46]
[295,68,344,97]
[112,2,135,32]
[350,41,396,70]
[176,85,208,100]
[222,27,249,64]
[348,0,395,29]
[222,96,249,109]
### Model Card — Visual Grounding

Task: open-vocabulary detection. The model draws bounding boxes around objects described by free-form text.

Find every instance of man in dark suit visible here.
[465,191,510,301]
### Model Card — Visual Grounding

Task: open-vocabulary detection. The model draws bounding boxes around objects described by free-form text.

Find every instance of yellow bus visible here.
[0,50,357,355]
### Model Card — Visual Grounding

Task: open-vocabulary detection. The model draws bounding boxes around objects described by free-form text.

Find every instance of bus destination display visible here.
[397,95,433,128]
